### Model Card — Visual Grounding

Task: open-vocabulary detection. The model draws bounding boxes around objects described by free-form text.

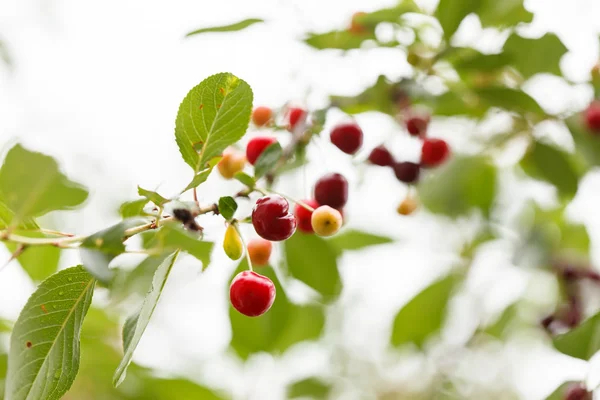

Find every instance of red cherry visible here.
[314,173,348,210]
[287,107,307,132]
[405,115,429,136]
[564,384,591,400]
[330,122,363,155]
[230,271,275,317]
[294,199,320,234]
[368,145,394,166]
[584,101,600,133]
[421,138,450,167]
[252,195,297,241]
[393,162,420,184]
[246,136,277,165]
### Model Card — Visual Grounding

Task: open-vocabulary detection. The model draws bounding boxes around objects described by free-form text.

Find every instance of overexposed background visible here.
[1,0,600,399]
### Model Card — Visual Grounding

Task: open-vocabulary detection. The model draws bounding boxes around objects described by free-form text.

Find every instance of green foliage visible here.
[183,165,215,193]
[0,144,88,225]
[234,172,255,188]
[553,312,600,360]
[520,141,581,199]
[185,18,264,38]
[175,73,253,172]
[143,223,213,270]
[288,377,331,399]
[503,33,567,79]
[137,186,169,206]
[475,87,544,115]
[0,200,38,230]
[566,114,600,167]
[482,304,518,339]
[435,0,479,40]
[114,251,179,386]
[391,274,459,349]
[119,199,150,219]
[253,142,282,179]
[419,156,497,218]
[218,197,238,221]
[304,30,379,51]
[229,261,325,359]
[327,229,393,254]
[284,233,341,302]
[6,266,95,400]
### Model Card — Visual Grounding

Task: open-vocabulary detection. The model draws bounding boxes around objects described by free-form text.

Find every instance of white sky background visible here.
[1,0,600,399]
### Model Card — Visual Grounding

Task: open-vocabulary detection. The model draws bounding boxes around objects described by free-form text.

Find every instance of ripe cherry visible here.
[252,106,273,127]
[349,11,367,34]
[252,195,297,241]
[314,173,348,210]
[405,115,429,136]
[368,145,394,167]
[564,384,591,400]
[311,206,343,237]
[584,101,600,133]
[247,238,272,267]
[230,271,275,317]
[294,199,320,234]
[421,138,450,167]
[246,136,277,166]
[393,162,420,184]
[330,122,363,155]
[217,148,246,179]
[287,107,307,132]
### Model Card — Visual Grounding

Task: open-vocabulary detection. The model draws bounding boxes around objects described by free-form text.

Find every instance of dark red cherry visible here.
[252,195,297,241]
[368,145,394,166]
[330,122,363,155]
[314,173,348,210]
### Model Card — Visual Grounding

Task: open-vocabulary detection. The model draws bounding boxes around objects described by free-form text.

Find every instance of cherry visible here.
[314,173,348,210]
[252,106,273,127]
[330,122,363,155]
[368,145,394,167]
[405,115,429,136]
[230,271,275,317]
[287,107,307,132]
[247,238,272,267]
[246,136,277,166]
[564,384,591,400]
[294,199,320,234]
[349,11,367,34]
[252,195,297,241]
[393,162,420,184]
[584,101,600,133]
[217,148,246,179]
[397,196,418,215]
[311,206,343,237]
[421,138,450,167]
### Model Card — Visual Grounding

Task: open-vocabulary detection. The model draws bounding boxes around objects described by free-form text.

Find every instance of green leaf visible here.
[229,261,325,359]
[391,274,459,348]
[358,1,420,26]
[553,311,600,360]
[476,0,533,28]
[5,266,95,400]
[475,87,544,114]
[6,235,61,281]
[482,304,518,339]
[447,48,510,72]
[233,172,256,188]
[143,223,213,270]
[304,30,379,51]
[110,254,171,303]
[503,33,568,79]
[183,166,214,193]
[113,251,180,386]
[141,376,227,400]
[520,141,580,199]
[327,229,393,254]
[218,196,238,221]
[175,73,253,172]
[566,114,600,167]
[435,0,478,40]
[0,200,38,230]
[118,198,149,219]
[430,90,487,118]
[284,233,341,302]
[80,220,141,285]
[330,75,405,116]
[253,142,282,179]
[137,186,169,206]
[185,18,264,37]
[419,156,497,218]
[0,144,88,225]
[288,377,331,399]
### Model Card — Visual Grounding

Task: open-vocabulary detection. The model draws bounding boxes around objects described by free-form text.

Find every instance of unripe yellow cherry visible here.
[223,224,243,260]
[397,196,418,216]
[311,205,342,237]
[218,148,246,180]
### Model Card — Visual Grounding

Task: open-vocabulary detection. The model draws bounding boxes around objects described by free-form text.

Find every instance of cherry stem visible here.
[256,187,315,213]
[193,187,199,205]
[231,221,253,272]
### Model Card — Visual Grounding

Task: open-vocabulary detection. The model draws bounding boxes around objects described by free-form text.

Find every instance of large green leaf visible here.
[218,197,237,221]
[143,223,213,270]
[118,198,150,219]
[358,1,420,26]
[5,266,95,400]
[520,141,580,199]
[419,156,497,218]
[327,229,393,254]
[553,312,600,360]
[175,73,253,172]
[229,261,325,359]
[284,233,341,302]
[447,48,510,72]
[0,144,88,225]
[185,18,264,37]
[476,0,533,28]
[435,0,478,40]
[113,251,179,386]
[503,33,568,79]
[288,377,331,399]
[391,274,459,349]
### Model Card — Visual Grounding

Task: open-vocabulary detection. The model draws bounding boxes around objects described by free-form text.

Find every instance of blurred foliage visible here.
[185,18,264,38]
